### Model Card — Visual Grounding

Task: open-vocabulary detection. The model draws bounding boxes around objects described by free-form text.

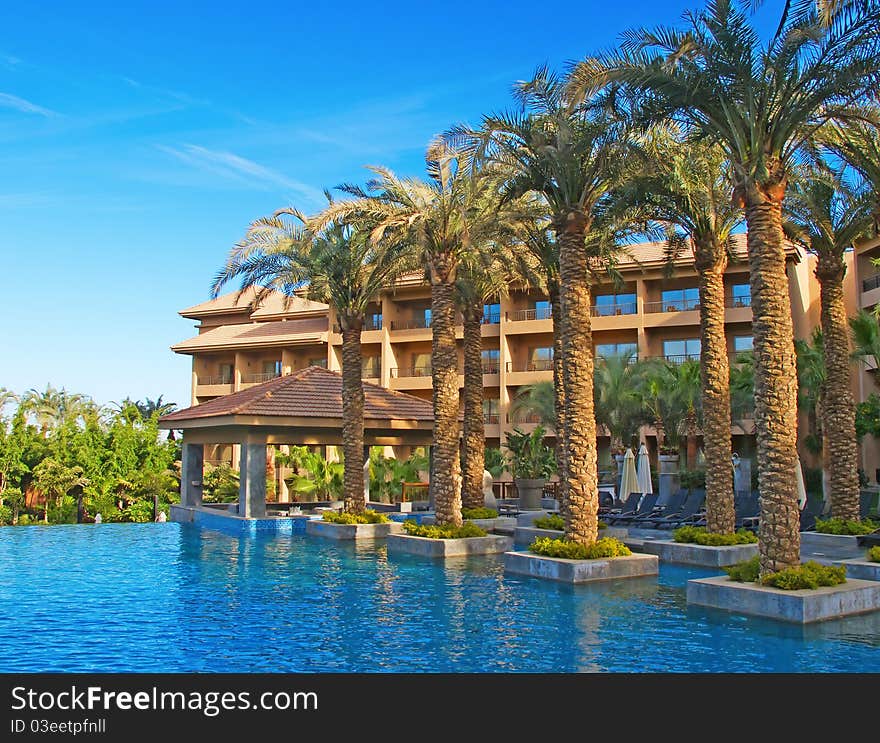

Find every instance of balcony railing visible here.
[508,412,543,424]
[482,311,501,325]
[390,317,431,330]
[726,295,752,308]
[863,274,880,293]
[198,375,234,386]
[645,298,700,313]
[731,406,755,422]
[333,316,383,333]
[481,360,501,374]
[507,307,552,322]
[362,363,381,378]
[505,359,554,373]
[484,413,500,425]
[390,366,432,378]
[662,354,700,364]
[591,302,637,316]
[243,371,281,384]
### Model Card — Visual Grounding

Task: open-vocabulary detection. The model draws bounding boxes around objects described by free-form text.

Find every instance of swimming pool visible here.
[1,523,878,672]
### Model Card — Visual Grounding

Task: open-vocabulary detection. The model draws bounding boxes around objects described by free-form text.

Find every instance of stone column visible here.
[180,443,204,507]
[239,442,267,518]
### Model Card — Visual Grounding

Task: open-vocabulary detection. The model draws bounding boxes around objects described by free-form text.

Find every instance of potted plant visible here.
[504,426,556,510]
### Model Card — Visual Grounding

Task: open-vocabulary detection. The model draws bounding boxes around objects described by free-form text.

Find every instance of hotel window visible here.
[596,343,638,361]
[308,357,328,368]
[262,360,282,378]
[365,311,383,331]
[482,303,501,324]
[362,356,381,378]
[412,352,431,376]
[731,283,751,308]
[529,299,552,320]
[661,287,700,312]
[663,338,701,362]
[482,398,500,424]
[594,293,637,316]
[218,363,233,384]
[481,349,500,374]
[733,335,753,352]
[528,347,554,371]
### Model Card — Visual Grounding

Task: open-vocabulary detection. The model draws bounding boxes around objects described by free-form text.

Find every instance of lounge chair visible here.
[643,489,706,530]
[633,489,687,528]
[608,493,659,525]
[860,490,879,521]
[736,491,760,531]
[600,492,642,520]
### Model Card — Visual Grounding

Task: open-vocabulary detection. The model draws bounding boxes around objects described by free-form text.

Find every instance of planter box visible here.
[305,520,403,541]
[503,551,658,584]
[799,532,864,561]
[838,559,880,582]
[514,526,627,547]
[686,576,880,623]
[637,539,758,567]
[386,533,513,558]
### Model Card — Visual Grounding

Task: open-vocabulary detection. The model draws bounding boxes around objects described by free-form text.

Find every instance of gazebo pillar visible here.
[180,443,204,507]
[239,442,267,518]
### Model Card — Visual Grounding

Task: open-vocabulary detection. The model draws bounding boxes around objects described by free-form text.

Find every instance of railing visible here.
[726,295,752,308]
[508,412,544,424]
[591,302,637,316]
[364,315,383,331]
[644,298,700,313]
[731,407,755,422]
[400,482,429,502]
[596,353,640,365]
[484,413,500,425]
[662,354,700,364]
[362,363,381,378]
[507,307,552,321]
[481,360,500,374]
[309,359,328,369]
[243,371,281,384]
[863,274,880,293]
[390,317,431,330]
[198,375,234,386]
[390,366,432,378]
[481,311,501,325]
[505,360,554,373]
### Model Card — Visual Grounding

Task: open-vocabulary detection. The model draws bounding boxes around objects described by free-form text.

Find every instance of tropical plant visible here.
[795,329,826,455]
[851,309,880,373]
[278,446,344,502]
[504,426,556,480]
[508,381,556,430]
[786,170,873,518]
[573,0,880,574]
[484,447,505,479]
[855,394,880,442]
[315,142,508,526]
[20,385,89,437]
[213,197,410,514]
[31,458,88,523]
[594,351,649,456]
[454,66,634,545]
[367,448,428,503]
[640,359,701,461]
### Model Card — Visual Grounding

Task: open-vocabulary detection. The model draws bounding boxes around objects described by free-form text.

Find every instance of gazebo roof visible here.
[159,366,434,441]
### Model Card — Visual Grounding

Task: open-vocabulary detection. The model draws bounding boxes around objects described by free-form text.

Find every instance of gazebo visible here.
[159,366,434,519]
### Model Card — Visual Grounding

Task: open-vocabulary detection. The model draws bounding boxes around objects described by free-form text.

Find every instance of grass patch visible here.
[814,517,878,535]
[724,556,846,590]
[673,525,758,546]
[867,546,880,563]
[528,536,631,560]
[322,509,389,525]
[402,520,487,539]
[461,507,498,520]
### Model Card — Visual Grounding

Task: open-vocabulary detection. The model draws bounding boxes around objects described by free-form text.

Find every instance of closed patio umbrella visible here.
[636,443,653,495]
[796,455,808,510]
[619,448,639,504]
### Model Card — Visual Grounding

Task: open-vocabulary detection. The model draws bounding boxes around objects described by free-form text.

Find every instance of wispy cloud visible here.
[1,53,20,68]
[0,92,57,117]
[119,76,208,107]
[156,144,323,203]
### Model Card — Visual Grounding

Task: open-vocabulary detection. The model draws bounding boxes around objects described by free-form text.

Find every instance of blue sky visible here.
[0,0,766,409]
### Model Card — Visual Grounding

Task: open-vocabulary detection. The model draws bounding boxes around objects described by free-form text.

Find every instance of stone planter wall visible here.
[305,520,403,541]
[503,551,658,584]
[637,539,758,567]
[386,534,513,558]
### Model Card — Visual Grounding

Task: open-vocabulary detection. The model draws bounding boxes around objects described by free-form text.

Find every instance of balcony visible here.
[726,295,752,308]
[864,274,880,293]
[591,302,637,316]
[508,412,544,424]
[508,307,552,322]
[484,413,500,425]
[333,316,383,333]
[506,359,554,372]
[481,360,501,375]
[390,366,432,378]
[390,317,431,330]
[482,311,501,325]
[362,362,381,379]
[645,298,700,313]
[195,374,235,397]
[241,371,281,387]
[199,375,234,386]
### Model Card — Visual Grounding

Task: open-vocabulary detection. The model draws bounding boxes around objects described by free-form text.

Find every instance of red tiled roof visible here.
[159,366,434,424]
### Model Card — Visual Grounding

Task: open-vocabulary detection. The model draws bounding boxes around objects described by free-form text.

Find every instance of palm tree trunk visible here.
[341,324,365,513]
[816,256,860,520]
[461,301,485,509]
[745,196,801,574]
[696,245,734,533]
[558,213,598,545]
[430,261,462,526]
[549,280,567,502]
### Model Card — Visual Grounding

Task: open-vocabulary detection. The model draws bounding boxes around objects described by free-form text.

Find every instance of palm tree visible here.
[453,68,631,545]
[824,120,880,225]
[594,351,648,456]
[786,171,874,519]
[795,329,826,457]
[136,396,178,420]
[456,251,513,509]
[20,385,87,437]
[851,309,880,370]
[574,1,880,573]
[621,131,742,533]
[213,203,410,514]
[508,381,556,429]
[641,359,702,464]
[315,142,504,526]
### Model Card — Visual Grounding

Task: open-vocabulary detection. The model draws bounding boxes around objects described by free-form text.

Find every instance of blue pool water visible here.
[1,523,878,672]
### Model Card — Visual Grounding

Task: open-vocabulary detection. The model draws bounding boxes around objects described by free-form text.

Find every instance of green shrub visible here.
[17,514,36,526]
[528,536,631,560]
[673,525,758,546]
[461,507,498,520]
[533,514,565,531]
[867,546,880,563]
[680,468,706,492]
[124,500,155,523]
[402,520,486,539]
[724,555,760,582]
[814,517,878,535]
[0,505,12,525]
[762,561,846,590]
[322,509,389,525]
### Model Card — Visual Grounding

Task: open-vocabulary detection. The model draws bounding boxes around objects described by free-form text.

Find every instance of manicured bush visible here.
[762,561,846,590]
[814,517,878,535]
[528,536,631,560]
[322,509,389,525]
[461,507,498,520]
[533,514,565,531]
[867,546,880,563]
[673,525,758,546]
[723,555,760,582]
[402,520,486,539]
